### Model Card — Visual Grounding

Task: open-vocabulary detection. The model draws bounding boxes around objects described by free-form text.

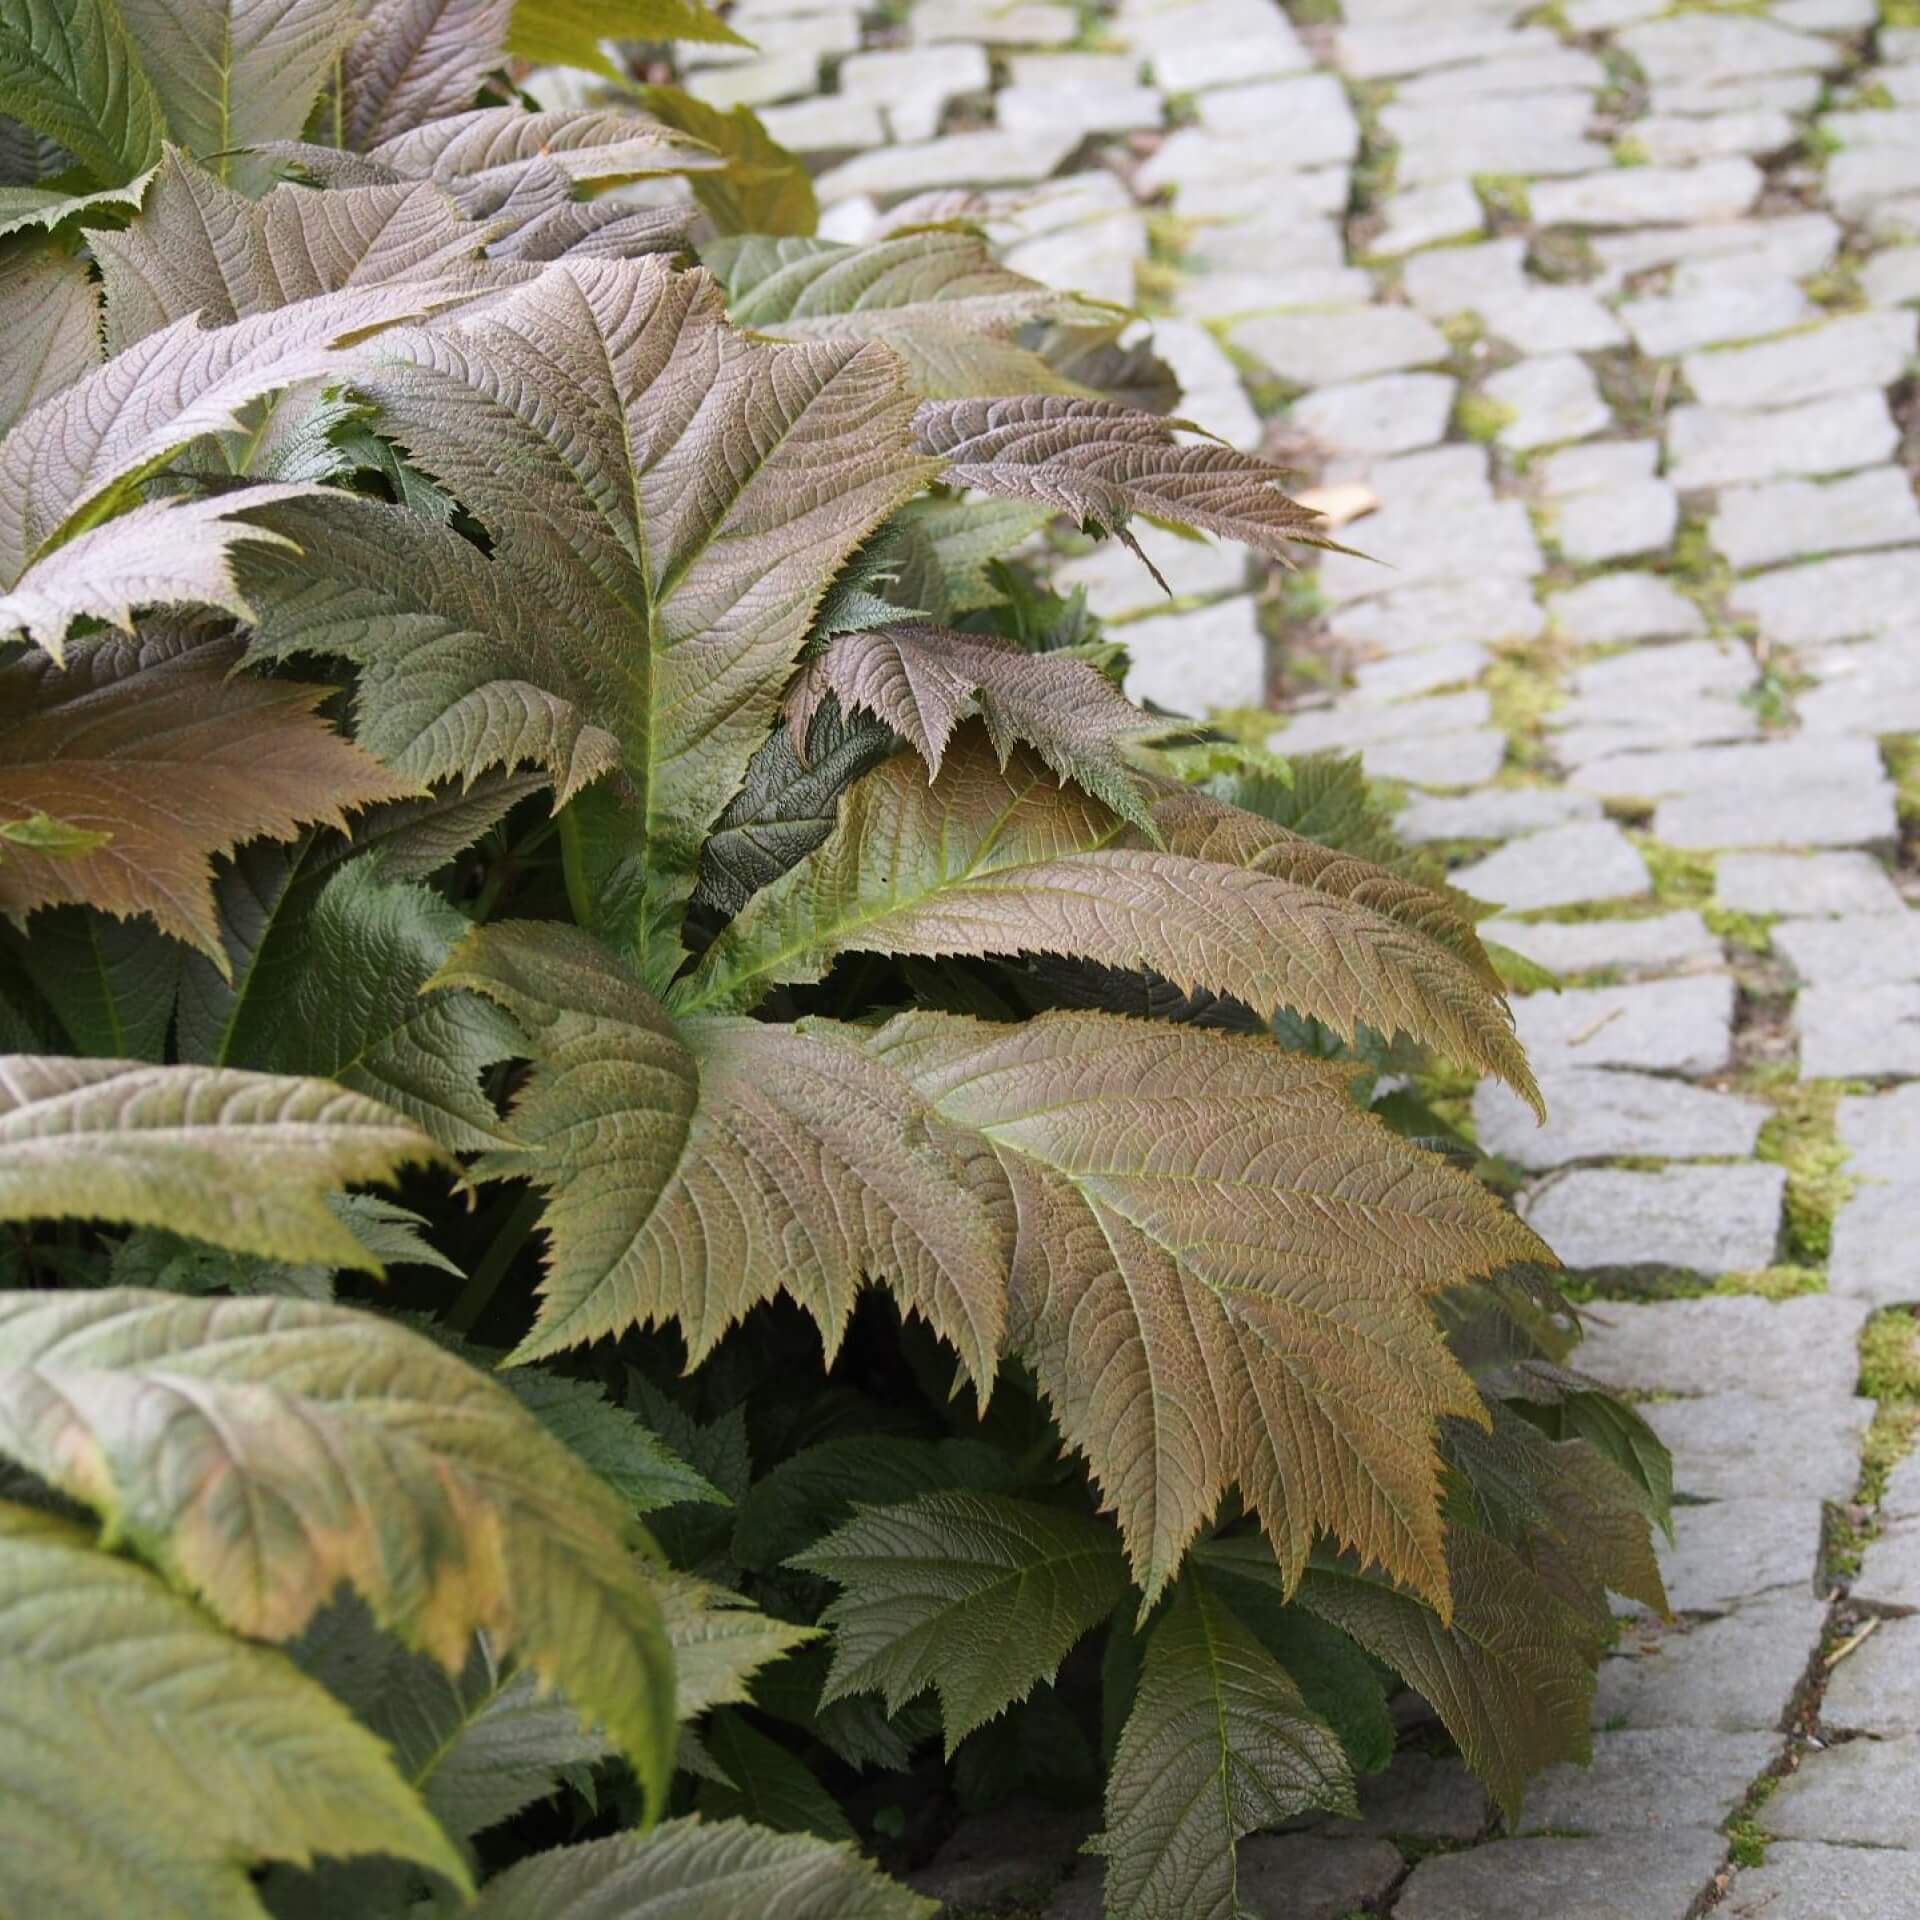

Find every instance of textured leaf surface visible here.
[0,245,99,439]
[912,396,1330,570]
[868,1010,1540,1610]
[799,1490,1128,1749]
[117,0,353,189]
[0,1288,679,1812]
[641,85,816,238]
[365,105,716,211]
[0,1501,469,1920]
[658,1573,815,1720]
[502,1368,724,1516]
[0,280,452,640]
[339,0,514,150]
[691,700,902,924]
[1,906,181,1060]
[181,856,517,1150]
[93,152,497,348]
[788,622,1165,825]
[1095,1572,1351,1920]
[0,633,414,961]
[709,232,1102,398]
[466,1817,932,1920]
[0,1054,442,1266]
[244,257,932,980]
[0,0,163,184]
[1281,1529,1605,1820]
[433,921,1006,1383]
[679,731,1537,1110]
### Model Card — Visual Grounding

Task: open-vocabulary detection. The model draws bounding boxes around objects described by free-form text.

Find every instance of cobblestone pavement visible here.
[670,2,1920,1913]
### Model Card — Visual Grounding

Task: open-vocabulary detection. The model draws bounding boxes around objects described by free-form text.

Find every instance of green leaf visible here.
[512,0,748,70]
[0,1500,470,1920]
[0,1288,680,1817]
[3,906,182,1059]
[0,169,148,238]
[108,1191,456,1300]
[290,1592,613,1849]
[503,1367,727,1515]
[640,87,817,237]
[241,257,934,985]
[116,0,355,190]
[696,1710,854,1842]
[798,1490,1129,1751]
[431,921,1007,1387]
[0,808,110,855]
[181,855,519,1152]
[1094,1571,1353,1920]
[895,496,1053,614]
[706,231,1108,397]
[660,1572,817,1720]
[0,1054,445,1268]
[1195,1557,1394,1779]
[691,699,902,925]
[466,1816,933,1920]
[733,1434,1013,1573]
[0,0,164,185]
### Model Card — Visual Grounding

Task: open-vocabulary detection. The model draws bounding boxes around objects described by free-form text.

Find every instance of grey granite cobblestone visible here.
[746,5,1920,1906]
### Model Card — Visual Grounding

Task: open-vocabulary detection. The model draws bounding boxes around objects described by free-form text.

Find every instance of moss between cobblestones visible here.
[1724,1770,1782,1870]
[1881,735,1920,827]
[1858,1307,1920,1508]
[1470,173,1531,226]
[1640,839,1716,907]
[1454,391,1517,443]
[1485,642,1567,770]
[1754,1081,1860,1265]
[1703,906,1776,956]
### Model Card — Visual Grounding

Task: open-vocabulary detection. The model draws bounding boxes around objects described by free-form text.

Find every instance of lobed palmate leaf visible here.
[0,1052,444,1269]
[678,728,1539,1112]
[785,622,1170,829]
[0,1287,680,1814]
[430,920,1008,1384]
[0,245,100,439]
[641,85,819,239]
[244,255,936,986]
[0,0,165,188]
[0,1500,469,1920]
[868,1010,1543,1612]
[338,0,518,152]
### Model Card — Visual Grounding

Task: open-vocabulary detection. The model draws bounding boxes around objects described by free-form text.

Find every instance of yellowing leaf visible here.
[641,86,817,239]
[1095,1572,1351,1920]
[0,1501,470,1920]
[510,0,748,70]
[0,633,416,963]
[869,1010,1542,1610]
[0,1054,444,1268]
[0,1288,680,1815]
[432,920,1006,1384]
